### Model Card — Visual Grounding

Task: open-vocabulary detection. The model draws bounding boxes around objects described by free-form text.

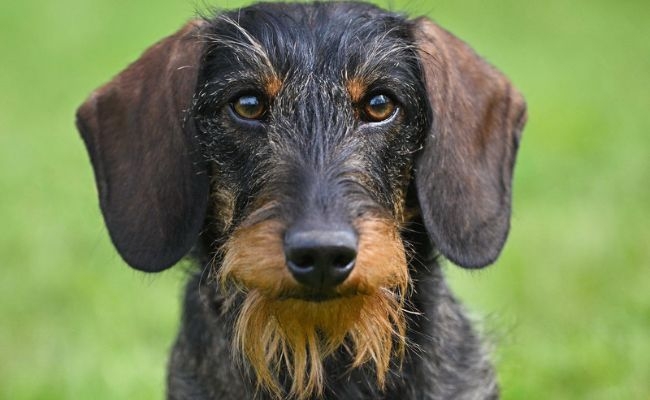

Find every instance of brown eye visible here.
[232,95,266,120]
[362,94,396,122]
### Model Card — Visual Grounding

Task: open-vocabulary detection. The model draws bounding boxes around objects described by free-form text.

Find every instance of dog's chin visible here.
[223,286,406,400]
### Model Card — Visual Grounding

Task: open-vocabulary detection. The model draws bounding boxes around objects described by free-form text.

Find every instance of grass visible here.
[1,0,648,398]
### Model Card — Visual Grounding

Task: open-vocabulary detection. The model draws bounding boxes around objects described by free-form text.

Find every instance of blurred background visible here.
[1,0,648,398]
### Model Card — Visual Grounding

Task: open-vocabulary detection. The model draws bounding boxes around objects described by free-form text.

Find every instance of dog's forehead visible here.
[210,2,415,80]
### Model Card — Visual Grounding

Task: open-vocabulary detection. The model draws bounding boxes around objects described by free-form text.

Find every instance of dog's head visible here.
[77,2,525,398]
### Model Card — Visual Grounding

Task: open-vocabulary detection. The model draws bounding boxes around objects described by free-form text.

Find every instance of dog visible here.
[76,2,526,399]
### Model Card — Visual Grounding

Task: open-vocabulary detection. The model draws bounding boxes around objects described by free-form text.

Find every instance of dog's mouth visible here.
[274,284,368,302]
[281,292,339,302]
[278,288,357,302]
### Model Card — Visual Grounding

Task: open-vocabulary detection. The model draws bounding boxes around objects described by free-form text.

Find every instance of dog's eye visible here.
[362,94,396,122]
[232,95,266,120]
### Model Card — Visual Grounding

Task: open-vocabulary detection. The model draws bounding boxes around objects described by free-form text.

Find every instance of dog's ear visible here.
[411,18,527,268]
[76,20,209,272]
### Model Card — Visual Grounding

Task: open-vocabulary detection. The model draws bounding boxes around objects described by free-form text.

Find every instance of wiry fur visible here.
[76,2,526,399]
[218,218,408,399]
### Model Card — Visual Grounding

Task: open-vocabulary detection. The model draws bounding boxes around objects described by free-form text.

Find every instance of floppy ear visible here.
[76,20,209,272]
[411,18,527,268]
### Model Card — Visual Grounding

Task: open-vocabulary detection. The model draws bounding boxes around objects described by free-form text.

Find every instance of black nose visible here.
[284,226,358,289]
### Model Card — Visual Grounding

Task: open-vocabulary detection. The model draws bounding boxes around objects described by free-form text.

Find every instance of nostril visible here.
[331,248,356,269]
[288,249,316,270]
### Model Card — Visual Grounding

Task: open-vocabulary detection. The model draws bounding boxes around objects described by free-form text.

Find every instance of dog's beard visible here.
[218,218,409,400]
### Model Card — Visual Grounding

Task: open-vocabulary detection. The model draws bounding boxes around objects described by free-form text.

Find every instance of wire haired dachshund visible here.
[76,2,526,399]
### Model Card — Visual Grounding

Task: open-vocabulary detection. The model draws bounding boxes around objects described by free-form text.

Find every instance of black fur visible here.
[76,2,526,399]
[193,3,428,249]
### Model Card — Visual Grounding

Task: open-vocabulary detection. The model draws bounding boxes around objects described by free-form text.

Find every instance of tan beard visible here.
[218,218,409,400]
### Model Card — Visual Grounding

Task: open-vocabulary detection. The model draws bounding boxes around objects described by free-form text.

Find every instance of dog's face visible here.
[76,2,526,399]
[196,7,426,395]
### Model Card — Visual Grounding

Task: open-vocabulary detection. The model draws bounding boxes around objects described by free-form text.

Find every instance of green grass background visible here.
[1,0,648,398]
